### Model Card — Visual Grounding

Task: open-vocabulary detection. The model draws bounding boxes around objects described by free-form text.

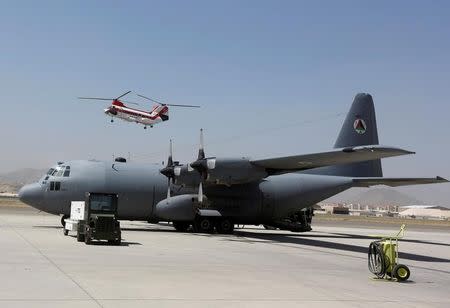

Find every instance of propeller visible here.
[160,140,175,198]
[136,93,200,108]
[189,129,216,206]
[160,140,183,198]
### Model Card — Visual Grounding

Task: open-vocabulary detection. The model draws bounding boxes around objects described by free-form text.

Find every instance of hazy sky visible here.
[1,1,449,203]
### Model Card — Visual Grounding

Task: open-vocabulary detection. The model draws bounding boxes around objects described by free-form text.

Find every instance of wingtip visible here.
[397,148,415,155]
[436,176,449,182]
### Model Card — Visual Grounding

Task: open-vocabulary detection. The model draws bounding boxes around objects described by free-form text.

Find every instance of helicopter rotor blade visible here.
[115,91,132,100]
[164,103,200,108]
[136,94,164,105]
[77,97,115,101]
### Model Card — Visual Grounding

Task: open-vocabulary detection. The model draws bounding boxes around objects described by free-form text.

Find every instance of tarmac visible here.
[0,206,449,308]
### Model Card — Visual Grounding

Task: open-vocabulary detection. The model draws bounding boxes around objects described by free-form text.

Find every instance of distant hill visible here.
[0,183,20,194]
[327,187,422,206]
[0,168,47,192]
[353,188,422,206]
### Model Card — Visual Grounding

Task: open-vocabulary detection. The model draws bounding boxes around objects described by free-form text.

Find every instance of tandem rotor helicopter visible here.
[78,91,200,129]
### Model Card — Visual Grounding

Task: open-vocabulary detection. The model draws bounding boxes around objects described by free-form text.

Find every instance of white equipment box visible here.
[70,201,86,220]
[64,201,86,235]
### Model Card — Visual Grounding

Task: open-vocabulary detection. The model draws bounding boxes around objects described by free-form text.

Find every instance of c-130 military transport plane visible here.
[19,94,448,234]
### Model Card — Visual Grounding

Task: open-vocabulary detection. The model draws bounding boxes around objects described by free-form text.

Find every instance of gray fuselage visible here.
[19,159,353,224]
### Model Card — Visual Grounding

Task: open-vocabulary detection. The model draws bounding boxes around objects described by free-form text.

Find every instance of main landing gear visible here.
[172,217,235,234]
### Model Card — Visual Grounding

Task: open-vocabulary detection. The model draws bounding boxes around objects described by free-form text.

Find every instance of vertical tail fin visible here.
[308,93,383,177]
[332,93,382,177]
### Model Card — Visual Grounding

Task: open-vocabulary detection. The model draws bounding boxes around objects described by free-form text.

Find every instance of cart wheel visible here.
[63,229,69,236]
[393,264,410,282]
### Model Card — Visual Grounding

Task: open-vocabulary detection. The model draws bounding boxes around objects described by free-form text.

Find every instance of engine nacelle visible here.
[155,194,201,221]
[172,165,201,187]
[170,158,267,187]
[204,158,267,186]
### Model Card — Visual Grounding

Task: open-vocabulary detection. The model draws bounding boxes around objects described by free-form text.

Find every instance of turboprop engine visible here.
[160,131,268,189]
[190,157,267,186]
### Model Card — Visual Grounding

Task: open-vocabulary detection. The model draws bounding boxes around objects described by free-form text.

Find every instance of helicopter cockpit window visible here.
[47,168,55,175]
[63,166,70,177]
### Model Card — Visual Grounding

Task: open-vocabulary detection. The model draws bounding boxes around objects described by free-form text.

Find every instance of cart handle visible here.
[368,224,406,240]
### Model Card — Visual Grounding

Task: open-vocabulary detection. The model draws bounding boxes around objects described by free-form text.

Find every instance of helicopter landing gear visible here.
[110,118,114,123]
[150,125,153,128]
[144,126,147,129]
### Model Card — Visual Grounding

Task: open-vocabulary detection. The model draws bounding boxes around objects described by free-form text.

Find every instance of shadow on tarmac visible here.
[317,231,450,247]
[232,230,450,263]
[66,235,142,246]
[33,224,449,263]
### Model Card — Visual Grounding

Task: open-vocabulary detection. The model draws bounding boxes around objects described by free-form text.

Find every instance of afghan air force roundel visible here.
[353,119,367,134]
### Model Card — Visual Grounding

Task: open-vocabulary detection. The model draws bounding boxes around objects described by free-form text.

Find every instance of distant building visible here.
[332,206,349,215]
[399,205,450,220]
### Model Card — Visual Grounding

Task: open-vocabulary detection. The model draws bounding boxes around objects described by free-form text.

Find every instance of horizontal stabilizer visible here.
[352,177,449,187]
[251,145,413,173]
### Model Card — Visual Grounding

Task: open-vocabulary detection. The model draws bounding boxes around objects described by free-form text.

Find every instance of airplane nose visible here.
[18,183,44,206]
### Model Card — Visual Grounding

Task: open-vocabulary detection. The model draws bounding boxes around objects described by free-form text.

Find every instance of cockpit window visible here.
[47,168,55,175]
[56,168,64,177]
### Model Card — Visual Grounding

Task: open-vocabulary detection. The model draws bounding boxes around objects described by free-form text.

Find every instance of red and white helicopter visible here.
[78,91,200,129]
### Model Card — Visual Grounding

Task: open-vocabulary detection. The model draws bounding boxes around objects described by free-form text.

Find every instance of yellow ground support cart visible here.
[368,224,410,282]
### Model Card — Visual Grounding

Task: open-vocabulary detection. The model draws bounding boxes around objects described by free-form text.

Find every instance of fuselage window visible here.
[55,182,61,191]
[50,181,55,191]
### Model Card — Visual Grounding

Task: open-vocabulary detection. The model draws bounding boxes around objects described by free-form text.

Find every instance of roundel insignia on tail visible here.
[353,119,367,134]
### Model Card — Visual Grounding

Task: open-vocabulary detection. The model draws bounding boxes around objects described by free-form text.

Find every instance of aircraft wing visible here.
[352,177,449,187]
[251,145,413,173]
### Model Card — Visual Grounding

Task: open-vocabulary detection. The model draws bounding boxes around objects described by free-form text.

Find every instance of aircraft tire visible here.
[63,229,69,236]
[173,221,190,232]
[216,219,234,234]
[194,217,214,233]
